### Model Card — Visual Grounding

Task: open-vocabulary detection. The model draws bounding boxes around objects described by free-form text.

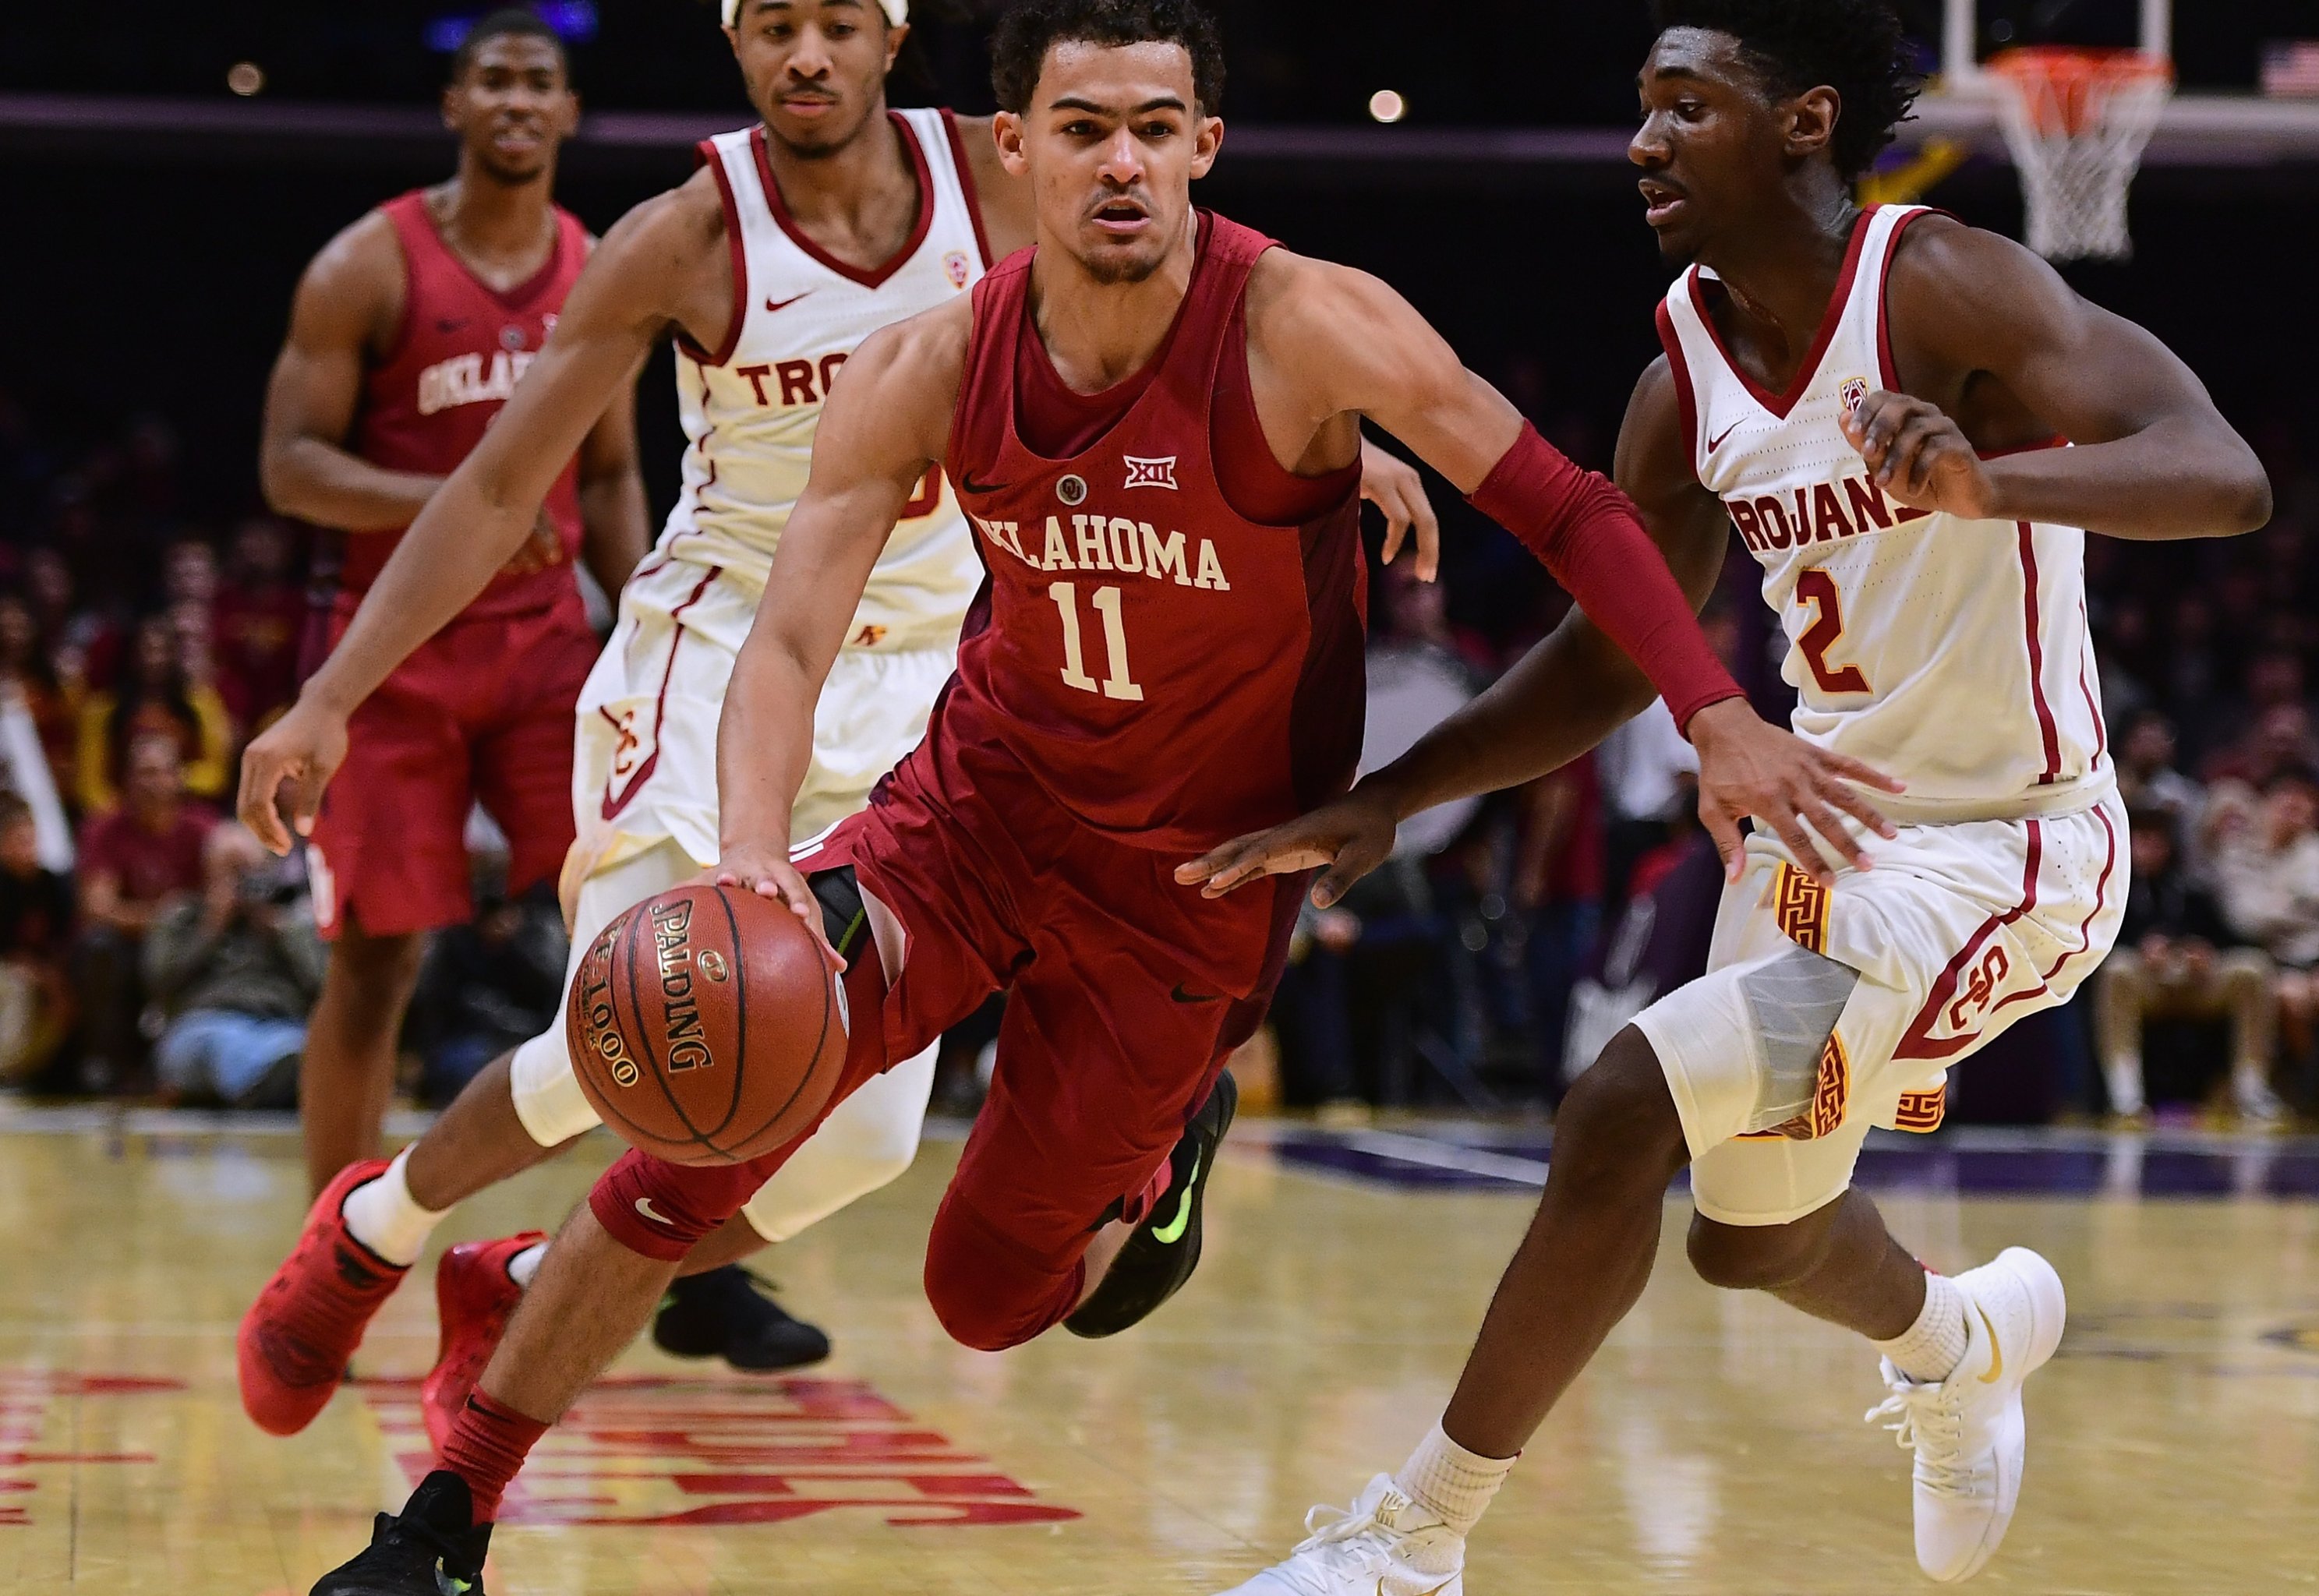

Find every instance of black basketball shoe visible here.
[652,1265,833,1372]
[1066,1069,1238,1339]
[311,1470,490,1596]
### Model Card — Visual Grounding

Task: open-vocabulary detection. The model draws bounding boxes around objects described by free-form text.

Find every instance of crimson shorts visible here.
[590,728,1306,1351]
[307,603,598,940]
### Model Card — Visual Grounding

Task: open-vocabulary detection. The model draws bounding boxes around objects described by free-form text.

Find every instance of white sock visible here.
[506,1242,549,1289]
[1876,1270,1969,1384]
[338,1148,449,1268]
[1394,1421,1517,1537]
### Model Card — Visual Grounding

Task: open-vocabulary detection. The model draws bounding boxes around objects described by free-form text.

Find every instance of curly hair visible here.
[1651,0,1922,178]
[450,8,568,84]
[989,0,1225,116]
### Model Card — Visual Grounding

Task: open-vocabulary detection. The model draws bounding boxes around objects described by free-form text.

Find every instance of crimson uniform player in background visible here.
[299,2,1904,1587]
[258,10,649,1197]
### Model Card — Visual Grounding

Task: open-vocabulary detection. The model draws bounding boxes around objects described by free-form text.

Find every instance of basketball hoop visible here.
[1987,47,2173,262]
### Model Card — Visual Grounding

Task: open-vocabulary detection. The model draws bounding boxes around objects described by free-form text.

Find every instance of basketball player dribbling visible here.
[292,3,1910,1588]
[235,0,1438,1446]
[256,12,649,1196]
[1189,2,2273,1589]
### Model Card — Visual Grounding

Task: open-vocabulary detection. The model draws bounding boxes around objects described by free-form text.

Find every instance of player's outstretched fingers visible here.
[235,750,294,856]
[1697,795,1745,884]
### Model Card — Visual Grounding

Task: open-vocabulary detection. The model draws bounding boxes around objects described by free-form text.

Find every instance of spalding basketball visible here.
[567,884,848,1167]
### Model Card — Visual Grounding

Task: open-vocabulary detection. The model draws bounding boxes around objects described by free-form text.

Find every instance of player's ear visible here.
[1190,115,1225,181]
[883,21,910,74]
[440,82,461,135]
[993,111,1030,178]
[1787,85,1840,163]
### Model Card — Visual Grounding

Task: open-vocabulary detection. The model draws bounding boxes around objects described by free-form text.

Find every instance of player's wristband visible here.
[1468,423,1742,735]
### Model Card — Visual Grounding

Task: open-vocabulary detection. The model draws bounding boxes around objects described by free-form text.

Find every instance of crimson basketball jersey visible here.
[342,190,590,623]
[940,213,1366,852]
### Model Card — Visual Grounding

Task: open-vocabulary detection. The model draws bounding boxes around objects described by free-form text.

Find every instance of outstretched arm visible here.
[1847,218,2271,539]
[239,175,732,853]
[259,214,447,532]
[709,301,970,950]
[1184,263,1900,903]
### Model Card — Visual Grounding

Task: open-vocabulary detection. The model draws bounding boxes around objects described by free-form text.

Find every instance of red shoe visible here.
[421,1231,546,1454]
[237,1158,409,1436]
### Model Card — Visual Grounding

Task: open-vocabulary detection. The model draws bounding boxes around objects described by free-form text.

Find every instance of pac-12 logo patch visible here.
[1057,475,1089,507]
[1124,455,1179,491]
[944,249,971,289]
[1840,376,1869,415]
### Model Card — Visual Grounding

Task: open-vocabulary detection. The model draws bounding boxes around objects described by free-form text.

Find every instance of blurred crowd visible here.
[0,390,564,1107]
[3,383,2315,1130]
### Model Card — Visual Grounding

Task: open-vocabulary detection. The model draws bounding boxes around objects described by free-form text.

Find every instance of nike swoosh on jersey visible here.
[765,291,816,313]
[1151,1151,1200,1244]
[1170,983,1221,1005]
[956,470,1013,496]
[1706,421,1740,454]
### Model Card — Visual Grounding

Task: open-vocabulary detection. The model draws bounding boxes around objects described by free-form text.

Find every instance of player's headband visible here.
[723,0,908,26]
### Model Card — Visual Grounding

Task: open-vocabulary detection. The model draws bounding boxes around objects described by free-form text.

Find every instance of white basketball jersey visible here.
[662,109,990,651]
[1657,204,2110,822]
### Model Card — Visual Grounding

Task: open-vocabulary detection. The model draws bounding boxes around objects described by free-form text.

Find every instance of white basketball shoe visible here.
[1865,1247,2067,1584]
[1215,1474,1466,1596]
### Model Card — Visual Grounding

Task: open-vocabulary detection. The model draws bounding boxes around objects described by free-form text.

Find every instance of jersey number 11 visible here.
[1048,582,1144,702]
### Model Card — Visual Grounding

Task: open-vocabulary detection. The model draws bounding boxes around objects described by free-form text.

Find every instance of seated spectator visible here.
[0,793,74,1086]
[75,612,232,812]
[2201,701,2319,793]
[405,863,567,1107]
[2115,710,2205,867]
[213,517,307,729]
[0,591,78,803]
[144,823,323,1110]
[2213,764,2319,1113]
[75,733,214,1090]
[2097,807,2280,1124]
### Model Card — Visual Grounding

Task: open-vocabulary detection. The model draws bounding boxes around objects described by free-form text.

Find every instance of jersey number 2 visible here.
[1048,583,1144,702]
[1794,569,1872,695]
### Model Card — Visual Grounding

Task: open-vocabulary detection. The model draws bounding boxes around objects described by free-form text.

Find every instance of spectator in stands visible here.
[2116,709,2207,872]
[74,612,232,812]
[214,517,307,729]
[75,732,214,1089]
[2096,807,2280,1125]
[405,863,567,1107]
[0,793,73,1087]
[0,592,77,803]
[145,822,323,1110]
[2213,764,2319,1110]
[1513,754,1603,1100]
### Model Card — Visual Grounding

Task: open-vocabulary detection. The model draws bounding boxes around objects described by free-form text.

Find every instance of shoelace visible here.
[1865,1388,1975,1498]
[1284,1496,1395,1580]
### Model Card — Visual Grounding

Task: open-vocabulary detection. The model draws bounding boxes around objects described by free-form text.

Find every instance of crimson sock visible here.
[440,1390,549,1523]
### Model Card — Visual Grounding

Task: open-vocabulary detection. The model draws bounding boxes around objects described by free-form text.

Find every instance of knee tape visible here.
[1740,946,1860,1132]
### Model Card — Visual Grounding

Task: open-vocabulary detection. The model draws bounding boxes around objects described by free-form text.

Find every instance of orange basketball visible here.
[566,883,848,1167]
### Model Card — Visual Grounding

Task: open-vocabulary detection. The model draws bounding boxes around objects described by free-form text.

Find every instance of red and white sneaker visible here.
[237,1158,409,1436]
[422,1231,545,1454]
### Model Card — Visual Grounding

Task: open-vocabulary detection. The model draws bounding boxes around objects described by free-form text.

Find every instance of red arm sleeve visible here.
[1468,422,1742,734]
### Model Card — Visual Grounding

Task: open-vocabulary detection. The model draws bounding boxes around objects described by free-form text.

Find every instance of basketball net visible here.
[1987,48,2173,262]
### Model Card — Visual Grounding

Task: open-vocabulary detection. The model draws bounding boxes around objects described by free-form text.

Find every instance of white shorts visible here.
[515,552,958,1245]
[564,554,958,899]
[1632,794,2125,1227]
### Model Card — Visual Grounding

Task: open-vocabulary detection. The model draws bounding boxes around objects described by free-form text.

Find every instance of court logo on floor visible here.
[355,1374,1083,1529]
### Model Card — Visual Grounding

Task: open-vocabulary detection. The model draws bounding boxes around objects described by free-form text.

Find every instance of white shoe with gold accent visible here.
[1866,1248,2067,1584]
[1215,1474,1465,1596]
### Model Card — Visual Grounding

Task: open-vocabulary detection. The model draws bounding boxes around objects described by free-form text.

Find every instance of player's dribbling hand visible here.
[1174,786,1401,909]
[711,846,844,973]
[1842,390,2001,520]
[236,697,351,857]
[1687,699,1904,886]
[1361,440,1441,583]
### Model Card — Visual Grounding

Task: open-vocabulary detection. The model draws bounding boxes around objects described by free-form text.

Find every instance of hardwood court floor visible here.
[2,1112,2317,1594]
